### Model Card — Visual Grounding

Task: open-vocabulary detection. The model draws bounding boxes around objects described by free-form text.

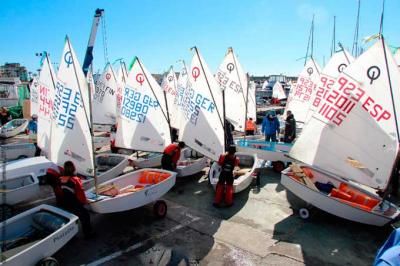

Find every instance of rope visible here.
[101,12,109,64]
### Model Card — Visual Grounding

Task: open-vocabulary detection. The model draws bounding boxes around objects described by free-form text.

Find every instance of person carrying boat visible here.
[161,141,185,171]
[283,110,296,143]
[245,117,256,135]
[57,161,94,239]
[261,113,280,142]
[213,145,240,208]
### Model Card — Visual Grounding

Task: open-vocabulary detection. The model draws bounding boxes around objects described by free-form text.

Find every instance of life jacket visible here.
[245,120,255,131]
[163,144,181,164]
[221,154,237,174]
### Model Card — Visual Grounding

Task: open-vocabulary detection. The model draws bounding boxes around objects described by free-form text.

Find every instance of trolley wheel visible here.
[0,204,13,222]
[299,208,310,220]
[153,200,167,219]
[36,257,59,266]
[272,161,285,173]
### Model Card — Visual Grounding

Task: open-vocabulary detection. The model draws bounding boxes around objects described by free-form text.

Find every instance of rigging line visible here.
[331,16,336,57]
[102,12,109,64]
[338,42,352,65]
[45,52,57,160]
[193,47,224,129]
[352,0,361,56]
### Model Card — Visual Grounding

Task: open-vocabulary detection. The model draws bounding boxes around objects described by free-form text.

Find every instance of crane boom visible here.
[82,8,104,75]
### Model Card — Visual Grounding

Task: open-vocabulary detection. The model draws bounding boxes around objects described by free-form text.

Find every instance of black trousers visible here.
[245,130,255,135]
[218,172,234,186]
[161,154,174,171]
[61,203,92,236]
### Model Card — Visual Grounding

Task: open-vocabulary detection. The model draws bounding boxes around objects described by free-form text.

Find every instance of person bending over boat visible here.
[283,111,296,143]
[213,145,240,208]
[261,114,280,142]
[162,141,185,171]
[0,107,11,125]
[245,117,256,135]
[57,161,94,238]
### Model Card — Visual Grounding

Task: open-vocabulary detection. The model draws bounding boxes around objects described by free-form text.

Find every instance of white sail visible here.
[160,67,179,129]
[92,64,117,125]
[116,62,128,113]
[51,37,94,175]
[394,48,400,67]
[284,59,321,123]
[247,80,257,120]
[179,48,225,161]
[87,69,95,101]
[115,57,171,152]
[261,80,268,91]
[216,48,248,132]
[305,49,355,122]
[175,62,189,131]
[272,81,286,100]
[30,76,39,117]
[37,53,56,156]
[289,39,400,190]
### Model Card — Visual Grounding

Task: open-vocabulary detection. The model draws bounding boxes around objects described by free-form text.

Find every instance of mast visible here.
[352,0,361,57]
[162,67,174,142]
[66,37,98,194]
[330,16,336,57]
[305,15,315,66]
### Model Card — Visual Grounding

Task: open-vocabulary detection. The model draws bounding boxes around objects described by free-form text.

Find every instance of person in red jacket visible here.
[162,141,185,171]
[58,161,93,238]
[213,145,240,208]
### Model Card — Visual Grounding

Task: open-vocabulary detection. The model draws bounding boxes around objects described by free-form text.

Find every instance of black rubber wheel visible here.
[299,208,310,220]
[0,204,13,222]
[153,200,167,219]
[36,257,59,266]
[272,161,285,173]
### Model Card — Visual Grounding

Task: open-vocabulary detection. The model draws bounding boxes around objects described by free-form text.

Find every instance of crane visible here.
[82,8,104,75]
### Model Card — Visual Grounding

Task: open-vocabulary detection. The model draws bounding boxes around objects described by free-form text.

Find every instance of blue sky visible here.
[1,0,399,76]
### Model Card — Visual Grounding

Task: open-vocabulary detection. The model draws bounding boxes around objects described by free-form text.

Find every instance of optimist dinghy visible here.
[0,143,36,161]
[0,204,78,266]
[281,38,400,226]
[209,152,263,193]
[0,119,29,138]
[86,169,176,216]
[176,148,208,177]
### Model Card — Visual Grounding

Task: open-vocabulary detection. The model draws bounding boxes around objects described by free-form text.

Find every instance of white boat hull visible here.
[176,148,208,177]
[0,204,78,266]
[86,169,176,213]
[0,174,39,205]
[0,143,36,161]
[131,153,162,168]
[281,167,399,226]
[0,156,59,179]
[0,119,29,138]
[209,153,263,193]
[82,153,130,190]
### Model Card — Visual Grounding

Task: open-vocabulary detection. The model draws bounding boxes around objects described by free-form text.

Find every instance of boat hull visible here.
[0,143,36,161]
[0,119,29,138]
[280,167,399,226]
[209,152,263,193]
[236,139,291,163]
[87,169,176,213]
[0,174,39,205]
[0,204,78,266]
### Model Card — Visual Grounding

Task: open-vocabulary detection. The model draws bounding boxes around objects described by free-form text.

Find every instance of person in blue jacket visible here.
[374,228,400,265]
[261,113,280,142]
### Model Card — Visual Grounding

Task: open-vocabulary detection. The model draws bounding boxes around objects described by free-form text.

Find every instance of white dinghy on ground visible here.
[209,152,264,193]
[0,119,29,139]
[176,148,208,177]
[86,169,176,217]
[0,143,36,161]
[281,38,400,226]
[0,204,78,266]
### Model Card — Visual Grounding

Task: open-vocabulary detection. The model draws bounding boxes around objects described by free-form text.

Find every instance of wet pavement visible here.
[47,168,392,265]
